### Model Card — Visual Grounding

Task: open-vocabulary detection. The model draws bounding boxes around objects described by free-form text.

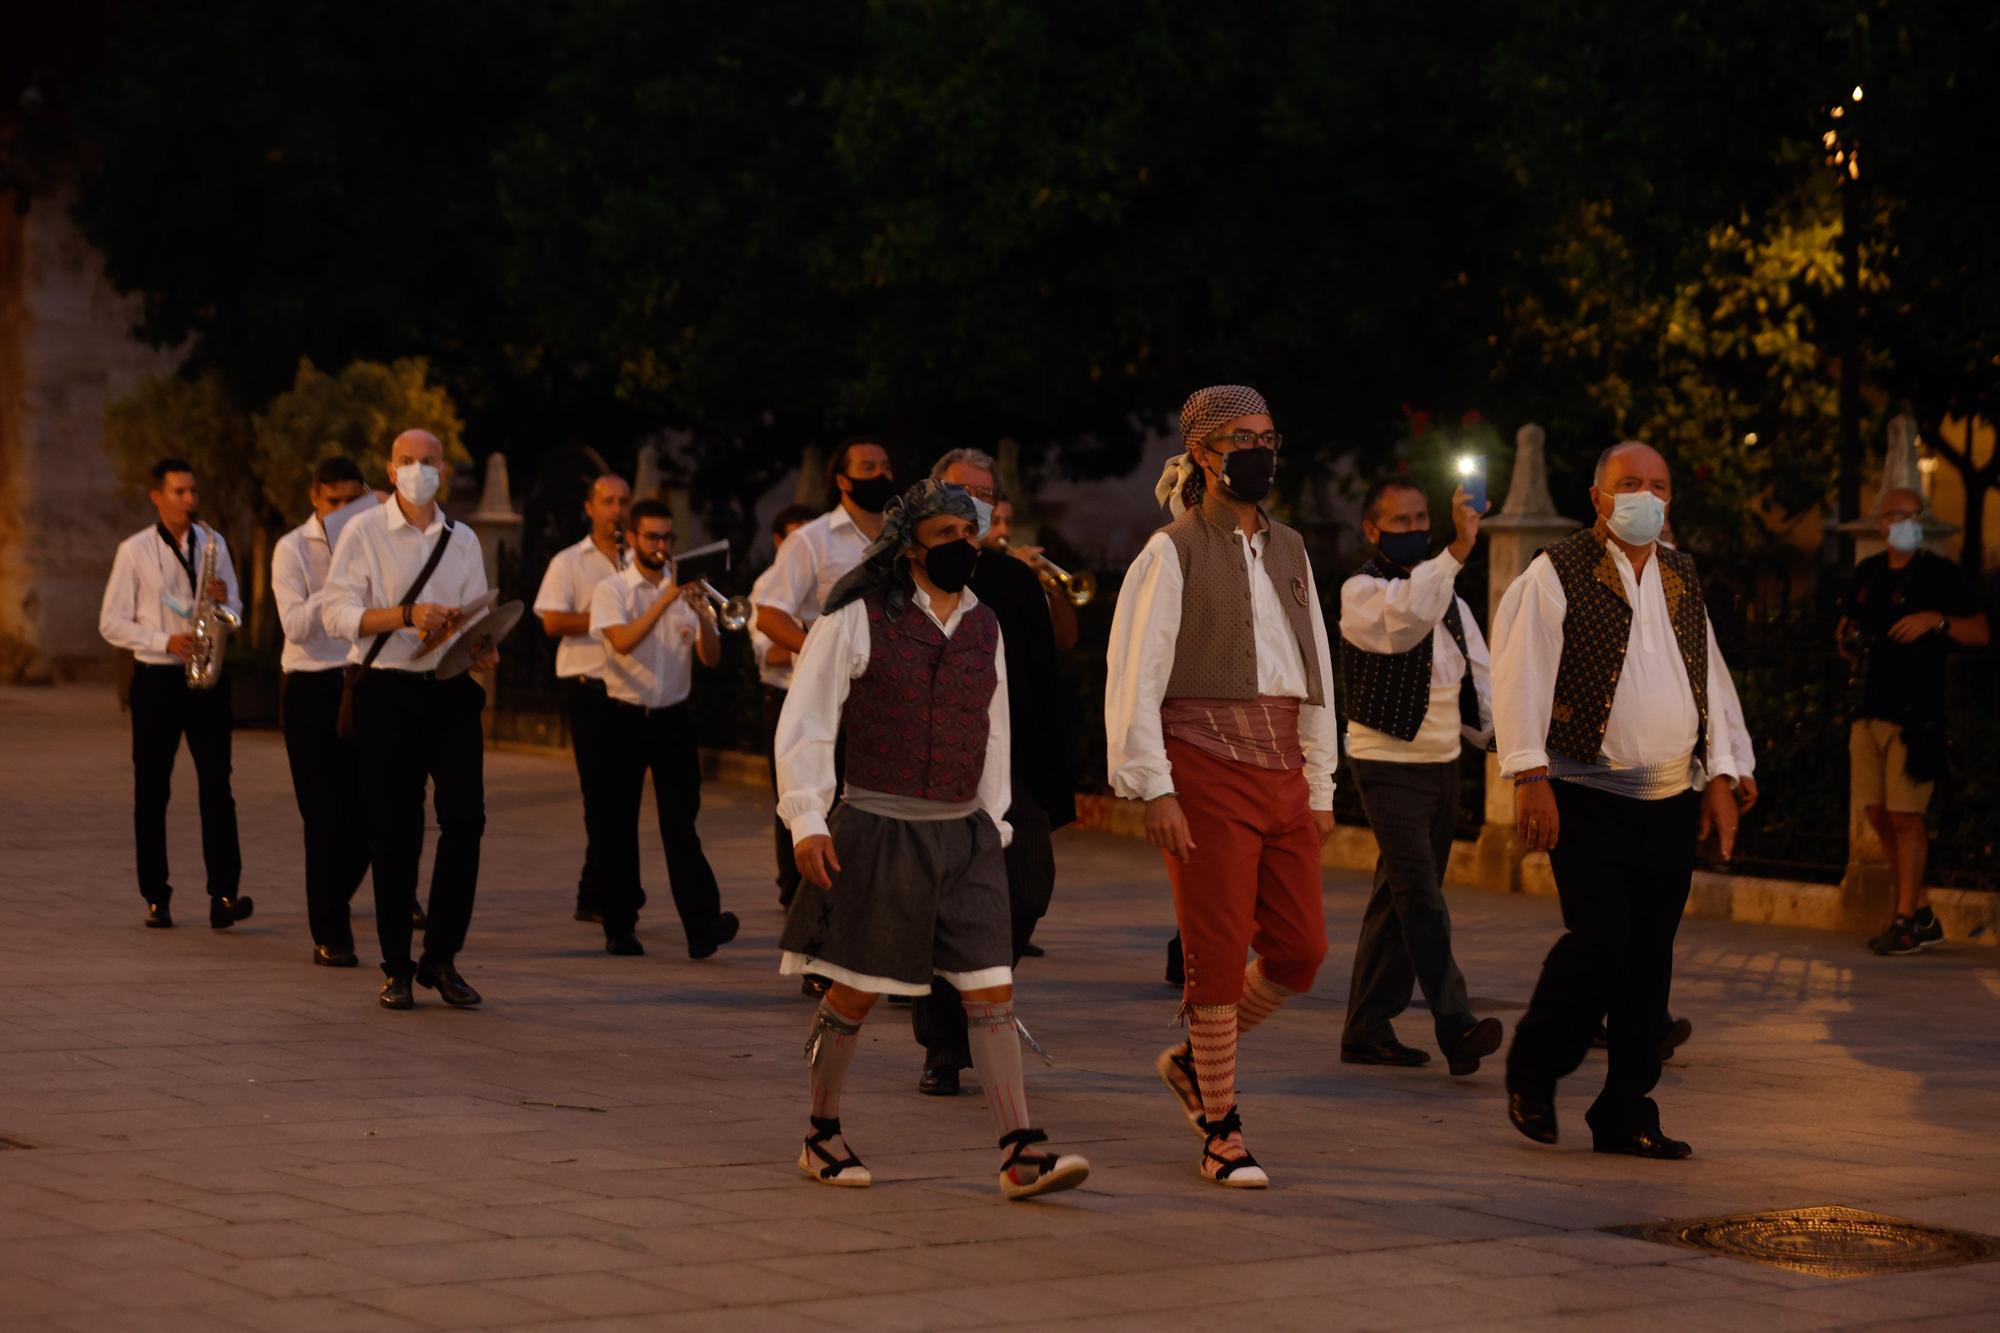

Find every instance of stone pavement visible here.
[2,683,1998,1332]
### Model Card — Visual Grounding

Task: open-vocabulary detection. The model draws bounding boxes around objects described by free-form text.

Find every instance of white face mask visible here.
[393,462,441,506]
[1604,490,1667,546]
[970,495,994,541]
[1886,518,1924,554]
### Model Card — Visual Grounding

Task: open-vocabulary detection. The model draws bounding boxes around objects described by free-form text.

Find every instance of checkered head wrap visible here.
[825,478,978,615]
[1155,384,1270,517]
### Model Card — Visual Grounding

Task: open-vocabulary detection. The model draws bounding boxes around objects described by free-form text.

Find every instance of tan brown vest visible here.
[1542,527,1709,766]
[1160,491,1325,707]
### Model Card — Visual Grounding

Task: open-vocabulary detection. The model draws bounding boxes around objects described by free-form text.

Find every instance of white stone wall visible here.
[0,184,184,679]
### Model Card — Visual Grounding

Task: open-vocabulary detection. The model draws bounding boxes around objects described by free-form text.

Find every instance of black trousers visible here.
[600,700,724,944]
[564,677,614,915]
[762,685,801,906]
[353,671,486,979]
[1342,758,1472,1048]
[129,663,240,904]
[911,798,1057,1073]
[1506,782,1700,1132]
[281,670,371,951]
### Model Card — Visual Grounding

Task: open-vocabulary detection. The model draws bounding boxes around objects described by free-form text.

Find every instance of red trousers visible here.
[1163,736,1328,1006]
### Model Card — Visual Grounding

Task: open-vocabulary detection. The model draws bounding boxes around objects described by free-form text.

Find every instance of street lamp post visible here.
[1828,84,1863,562]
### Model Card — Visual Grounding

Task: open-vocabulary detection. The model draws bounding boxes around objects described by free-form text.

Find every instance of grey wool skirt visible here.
[779,804,1013,996]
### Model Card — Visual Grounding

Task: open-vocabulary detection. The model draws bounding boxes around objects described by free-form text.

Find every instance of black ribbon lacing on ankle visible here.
[997,1126,1058,1175]
[805,1114,863,1179]
[1197,1106,1260,1178]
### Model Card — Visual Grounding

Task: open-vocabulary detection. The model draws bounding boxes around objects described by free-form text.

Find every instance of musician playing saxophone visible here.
[98,457,251,931]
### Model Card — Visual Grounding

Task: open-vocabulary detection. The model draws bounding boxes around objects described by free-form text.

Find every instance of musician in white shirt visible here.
[321,429,495,1011]
[587,499,737,958]
[532,473,630,926]
[272,456,375,967]
[749,503,817,907]
[98,457,248,931]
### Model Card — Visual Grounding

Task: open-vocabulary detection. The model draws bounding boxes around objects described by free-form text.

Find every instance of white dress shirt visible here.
[748,561,792,690]
[320,501,487,669]
[1490,542,1739,789]
[756,505,870,630]
[99,524,243,666]
[271,517,349,673]
[533,536,622,680]
[1714,644,1755,776]
[1340,550,1495,764]
[775,586,1012,846]
[1104,527,1338,809]
[588,563,704,708]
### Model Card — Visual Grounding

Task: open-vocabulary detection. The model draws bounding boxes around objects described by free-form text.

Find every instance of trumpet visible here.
[999,539,1095,606]
[695,580,754,632]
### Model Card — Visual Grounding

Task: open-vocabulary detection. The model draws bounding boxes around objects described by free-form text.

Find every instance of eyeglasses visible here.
[633,530,676,546]
[954,483,1002,503]
[1202,430,1283,453]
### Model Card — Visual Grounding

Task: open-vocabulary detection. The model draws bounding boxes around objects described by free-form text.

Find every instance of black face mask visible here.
[843,473,898,514]
[1217,445,1277,504]
[915,538,980,594]
[1375,529,1432,568]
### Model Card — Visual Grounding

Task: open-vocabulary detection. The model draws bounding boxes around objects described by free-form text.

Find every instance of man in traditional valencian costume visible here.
[1105,385,1338,1188]
[1492,442,1753,1159]
[775,479,1091,1201]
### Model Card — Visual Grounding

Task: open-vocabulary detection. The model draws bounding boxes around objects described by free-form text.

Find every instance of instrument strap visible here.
[155,523,198,596]
[359,517,456,672]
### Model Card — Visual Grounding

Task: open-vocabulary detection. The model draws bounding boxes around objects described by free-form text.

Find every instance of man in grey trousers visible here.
[1337,476,1503,1075]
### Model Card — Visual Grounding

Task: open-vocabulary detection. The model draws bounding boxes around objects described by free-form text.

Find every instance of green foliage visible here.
[251,358,468,522]
[101,370,259,530]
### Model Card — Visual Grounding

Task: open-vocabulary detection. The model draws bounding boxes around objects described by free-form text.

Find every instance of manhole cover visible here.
[1609,1205,2000,1278]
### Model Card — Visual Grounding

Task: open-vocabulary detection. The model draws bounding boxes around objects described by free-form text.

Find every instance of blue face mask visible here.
[1605,491,1667,546]
[1375,529,1432,568]
[970,495,994,541]
[1887,518,1923,554]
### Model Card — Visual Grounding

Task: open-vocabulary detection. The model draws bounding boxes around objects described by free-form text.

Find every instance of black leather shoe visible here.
[1341,1040,1431,1067]
[314,945,359,968]
[210,896,254,929]
[415,959,482,1007]
[1020,941,1046,959]
[1443,1017,1504,1077]
[688,911,740,960]
[606,934,644,956]
[918,1067,961,1097]
[379,976,414,1010]
[411,901,429,928]
[1592,1127,1693,1160]
[1658,1015,1693,1062]
[800,975,830,1000]
[146,902,173,929]
[1508,1092,1559,1144]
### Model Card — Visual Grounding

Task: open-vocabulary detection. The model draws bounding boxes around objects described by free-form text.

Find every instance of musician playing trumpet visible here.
[99,457,248,931]
[587,498,738,960]
[980,495,1079,651]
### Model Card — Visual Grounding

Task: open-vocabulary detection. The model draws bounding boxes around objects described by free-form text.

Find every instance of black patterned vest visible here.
[841,590,1000,801]
[1339,555,1480,743]
[1541,528,1709,766]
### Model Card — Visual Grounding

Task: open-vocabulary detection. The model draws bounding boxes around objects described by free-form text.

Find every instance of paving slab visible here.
[3,682,1998,1330]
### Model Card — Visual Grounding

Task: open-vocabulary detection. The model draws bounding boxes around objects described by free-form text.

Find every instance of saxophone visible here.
[185,522,241,690]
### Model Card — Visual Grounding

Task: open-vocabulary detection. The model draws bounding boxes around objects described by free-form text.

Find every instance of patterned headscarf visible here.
[1154,383,1271,518]
[824,478,979,615]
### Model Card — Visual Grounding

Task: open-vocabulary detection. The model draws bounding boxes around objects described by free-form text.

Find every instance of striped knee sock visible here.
[1188,1004,1239,1122]
[807,999,864,1120]
[965,1000,1032,1138]
[1235,959,1296,1036]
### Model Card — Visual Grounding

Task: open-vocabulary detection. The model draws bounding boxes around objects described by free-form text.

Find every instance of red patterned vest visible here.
[841,590,1001,802]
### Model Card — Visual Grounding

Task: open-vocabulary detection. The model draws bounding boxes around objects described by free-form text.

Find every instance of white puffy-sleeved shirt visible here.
[320,501,487,669]
[588,563,704,709]
[1490,541,1739,791]
[756,504,869,631]
[1103,527,1338,809]
[533,536,622,680]
[1339,549,1494,764]
[774,586,1012,847]
[99,524,243,666]
[271,516,349,673]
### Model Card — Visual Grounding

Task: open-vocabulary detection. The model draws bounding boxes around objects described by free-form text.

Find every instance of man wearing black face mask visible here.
[1337,477,1499,1077]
